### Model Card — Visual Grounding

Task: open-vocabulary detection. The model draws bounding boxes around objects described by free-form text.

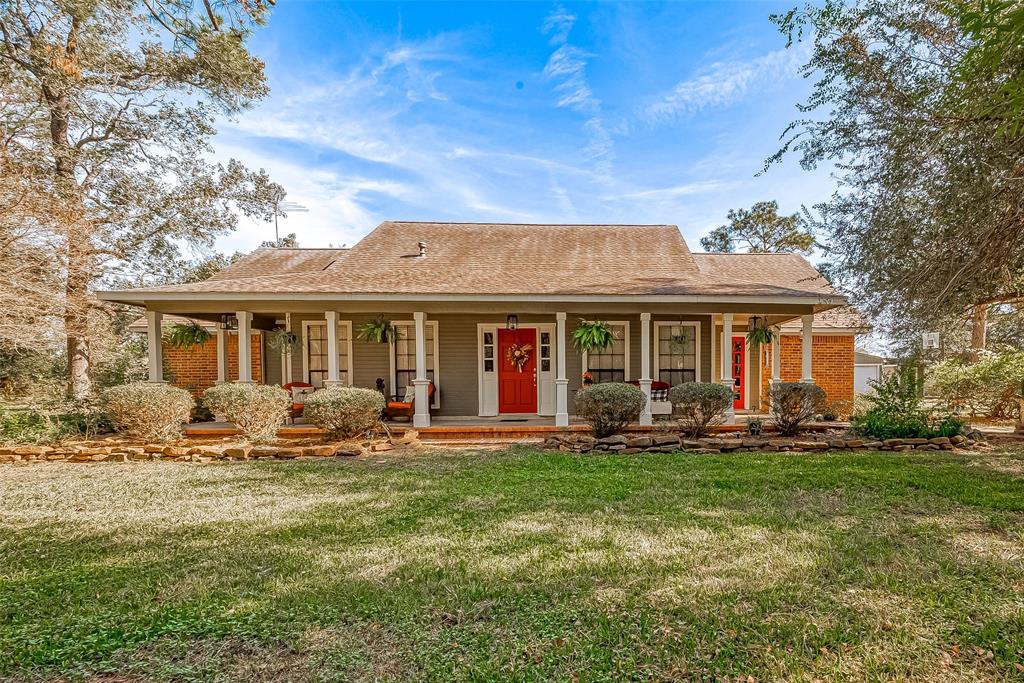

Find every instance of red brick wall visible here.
[164,333,262,396]
[760,334,855,412]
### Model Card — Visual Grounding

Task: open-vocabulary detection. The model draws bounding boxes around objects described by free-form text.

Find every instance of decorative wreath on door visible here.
[506,343,533,372]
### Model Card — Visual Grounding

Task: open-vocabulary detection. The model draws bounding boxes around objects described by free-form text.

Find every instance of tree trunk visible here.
[970,304,988,362]
[45,63,95,399]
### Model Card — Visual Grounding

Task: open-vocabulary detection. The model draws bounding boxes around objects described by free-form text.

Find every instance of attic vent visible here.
[418,241,427,257]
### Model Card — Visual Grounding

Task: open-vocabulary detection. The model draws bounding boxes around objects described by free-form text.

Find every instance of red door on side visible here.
[731,336,745,410]
[498,328,538,414]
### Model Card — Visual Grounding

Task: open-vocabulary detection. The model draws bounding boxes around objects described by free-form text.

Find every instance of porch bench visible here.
[627,380,673,416]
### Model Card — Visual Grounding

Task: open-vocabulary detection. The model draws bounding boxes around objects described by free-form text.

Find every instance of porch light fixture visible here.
[749,315,762,329]
[506,314,518,330]
[220,314,238,330]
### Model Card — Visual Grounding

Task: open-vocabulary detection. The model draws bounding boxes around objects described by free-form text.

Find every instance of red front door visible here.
[731,336,745,410]
[498,328,538,414]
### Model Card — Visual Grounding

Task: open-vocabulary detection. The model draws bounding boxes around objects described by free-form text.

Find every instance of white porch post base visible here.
[720,379,737,424]
[145,310,165,383]
[555,311,569,427]
[412,312,430,428]
[235,311,254,383]
[412,379,431,428]
[215,327,229,384]
[639,378,653,426]
[555,379,569,427]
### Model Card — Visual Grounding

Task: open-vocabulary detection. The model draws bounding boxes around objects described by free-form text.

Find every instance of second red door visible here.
[498,328,538,414]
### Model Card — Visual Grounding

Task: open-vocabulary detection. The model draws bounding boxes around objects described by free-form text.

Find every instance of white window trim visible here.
[653,320,702,384]
[301,319,353,387]
[390,319,440,409]
[581,321,630,382]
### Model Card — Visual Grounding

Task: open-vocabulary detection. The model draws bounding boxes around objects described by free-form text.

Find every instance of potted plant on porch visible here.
[572,320,614,353]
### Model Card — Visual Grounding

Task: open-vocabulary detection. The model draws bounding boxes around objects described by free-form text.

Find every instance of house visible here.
[102,221,859,427]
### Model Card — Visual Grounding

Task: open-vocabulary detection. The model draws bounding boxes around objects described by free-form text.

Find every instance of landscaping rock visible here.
[334,445,362,457]
[144,444,166,454]
[618,448,643,454]
[950,434,967,445]
[303,446,336,456]
[893,444,914,452]
[682,440,704,449]
[794,441,829,450]
[276,447,303,458]
[928,436,950,445]
[608,444,626,451]
[370,442,394,453]
[699,438,724,449]
[883,439,904,447]
[652,435,681,447]
[741,439,768,449]
[224,447,250,459]
[249,446,279,458]
[625,436,653,449]
[903,438,929,445]
[13,446,50,456]
[162,446,190,457]
[597,435,628,446]
[718,438,744,451]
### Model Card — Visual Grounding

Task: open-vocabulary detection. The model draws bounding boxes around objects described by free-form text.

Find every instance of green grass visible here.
[1,448,1022,682]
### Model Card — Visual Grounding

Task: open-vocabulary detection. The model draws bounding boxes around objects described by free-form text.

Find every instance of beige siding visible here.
[277,310,714,417]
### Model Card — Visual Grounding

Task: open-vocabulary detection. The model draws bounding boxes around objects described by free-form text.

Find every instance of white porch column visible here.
[720,313,736,423]
[145,310,164,383]
[236,311,253,383]
[412,311,430,428]
[215,326,229,383]
[281,313,293,385]
[555,312,569,427]
[639,312,653,426]
[801,314,814,383]
[771,332,782,384]
[325,310,342,387]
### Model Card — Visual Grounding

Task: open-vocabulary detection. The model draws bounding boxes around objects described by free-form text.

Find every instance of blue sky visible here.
[212,1,833,254]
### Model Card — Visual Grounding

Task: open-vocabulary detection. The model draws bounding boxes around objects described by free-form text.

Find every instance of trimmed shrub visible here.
[769,382,826,436]
[927,351,1024,418]
[202,383,290,444]
[303,386,385,438]
[104,382,194,441]
[575,382,646,438]
[668,382,732,437]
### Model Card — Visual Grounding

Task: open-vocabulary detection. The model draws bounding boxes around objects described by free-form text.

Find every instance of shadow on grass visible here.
[1,448,1021,681]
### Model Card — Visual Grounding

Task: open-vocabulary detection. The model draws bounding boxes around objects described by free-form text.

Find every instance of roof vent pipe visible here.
[418,241,427,257]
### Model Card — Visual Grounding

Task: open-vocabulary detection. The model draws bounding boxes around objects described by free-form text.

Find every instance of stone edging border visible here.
[543,433,983,454]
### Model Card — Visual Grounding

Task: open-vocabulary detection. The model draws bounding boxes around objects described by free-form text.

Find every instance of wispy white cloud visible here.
[644,44,810,123]
[541,5,613,175]
[615,180,735,200]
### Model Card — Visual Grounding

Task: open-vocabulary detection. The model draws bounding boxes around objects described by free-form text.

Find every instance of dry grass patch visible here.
[1,448,1022,682]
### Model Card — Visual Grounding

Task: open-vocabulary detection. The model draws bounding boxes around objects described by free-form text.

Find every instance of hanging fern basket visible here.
[572,320,615,353]
[267,328,300,352]
[356,315,401,344]
[164,322,211,348]
[745,325,776,346]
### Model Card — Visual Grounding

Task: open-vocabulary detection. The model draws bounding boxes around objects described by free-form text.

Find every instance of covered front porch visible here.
[137,300,825,429]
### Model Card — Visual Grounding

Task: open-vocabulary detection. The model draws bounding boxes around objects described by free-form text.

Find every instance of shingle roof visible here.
[100,222,844,300]
[209,247,349,281]
[779,305,871,332]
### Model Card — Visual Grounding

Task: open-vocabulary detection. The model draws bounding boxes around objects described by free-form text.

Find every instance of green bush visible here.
[927,351,1024,418]
[1,399,113,445]
[575,383,646,438]
[202,383,290,444]
[851,367,966,440]
[769,382,827,436]
[104,382,194,441]
[668,382,732,437]
[303,386,385,438]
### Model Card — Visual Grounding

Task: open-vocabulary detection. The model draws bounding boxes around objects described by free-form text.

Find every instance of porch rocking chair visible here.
[384,381,435,421]
[282,381,315,423]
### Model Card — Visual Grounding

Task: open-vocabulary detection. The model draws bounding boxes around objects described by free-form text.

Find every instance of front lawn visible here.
[1,448,1022,681]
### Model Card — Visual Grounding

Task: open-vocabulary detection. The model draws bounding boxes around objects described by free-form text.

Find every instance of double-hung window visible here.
[583,322,629,383]
[655,322,699,386]
[392,321,439,407]
[303,320,352,388]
